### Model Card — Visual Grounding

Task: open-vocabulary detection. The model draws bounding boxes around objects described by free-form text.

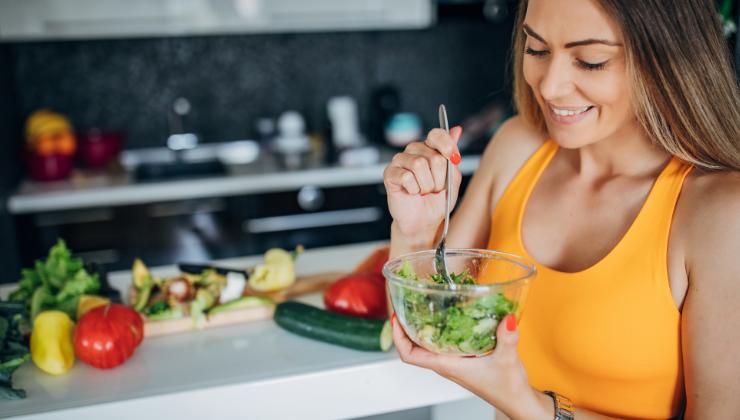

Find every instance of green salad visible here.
[395,260,516,354]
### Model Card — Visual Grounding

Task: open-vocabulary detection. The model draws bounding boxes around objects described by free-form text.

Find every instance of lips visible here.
[547,104,595,125]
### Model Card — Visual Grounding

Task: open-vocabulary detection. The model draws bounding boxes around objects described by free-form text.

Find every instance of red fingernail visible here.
[506,315,517,332]
[450,152,461,166]
[391,313,397,324]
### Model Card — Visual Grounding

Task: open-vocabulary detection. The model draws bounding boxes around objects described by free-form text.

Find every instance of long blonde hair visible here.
[513,0,740,171]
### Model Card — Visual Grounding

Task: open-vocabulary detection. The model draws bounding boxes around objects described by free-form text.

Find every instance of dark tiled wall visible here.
[7,16,514,149]
[0,43,22,275]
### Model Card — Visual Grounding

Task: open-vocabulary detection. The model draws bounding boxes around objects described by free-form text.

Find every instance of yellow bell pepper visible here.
[31,311,75,375]
[248,248,297,292]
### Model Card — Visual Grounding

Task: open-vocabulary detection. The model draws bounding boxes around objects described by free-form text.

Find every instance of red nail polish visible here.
[506,315,517,332]
[450,152,461,165]
[391,313,397,324]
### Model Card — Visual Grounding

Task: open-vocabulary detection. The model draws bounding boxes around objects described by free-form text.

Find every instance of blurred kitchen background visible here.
[0,0,737,282]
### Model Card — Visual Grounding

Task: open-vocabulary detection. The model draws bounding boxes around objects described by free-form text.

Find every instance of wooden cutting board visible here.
[143,271,345,337]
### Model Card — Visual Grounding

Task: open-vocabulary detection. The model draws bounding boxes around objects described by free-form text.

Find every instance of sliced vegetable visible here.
[190,289,217,329]
[274,301,392,352]
[248,247,302,292]
[166,277,193,302]
[131,259,155,312]
[209,296,272,316]
[218,272,247,304]
[146,305,185,321]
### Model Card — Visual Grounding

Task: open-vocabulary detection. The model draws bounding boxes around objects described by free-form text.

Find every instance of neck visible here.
[562,121,670,180]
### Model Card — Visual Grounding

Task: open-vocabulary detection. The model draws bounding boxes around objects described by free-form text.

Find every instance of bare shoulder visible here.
[479,115,548,205]
[481,115,547,168]
[679,169,740,282]
[681,170,740,232]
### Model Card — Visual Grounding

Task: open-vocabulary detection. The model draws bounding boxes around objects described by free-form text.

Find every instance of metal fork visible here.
[434,104,455,288]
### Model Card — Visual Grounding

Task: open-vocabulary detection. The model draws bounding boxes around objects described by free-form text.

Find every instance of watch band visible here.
[544,391,575,420]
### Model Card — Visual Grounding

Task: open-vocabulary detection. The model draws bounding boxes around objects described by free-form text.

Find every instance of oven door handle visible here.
[243,207,383,234]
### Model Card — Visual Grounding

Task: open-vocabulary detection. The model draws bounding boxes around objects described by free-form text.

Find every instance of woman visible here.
[383,0,740,418]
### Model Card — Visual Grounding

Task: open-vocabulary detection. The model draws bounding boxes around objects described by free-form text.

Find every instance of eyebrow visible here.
[522,24,621,48]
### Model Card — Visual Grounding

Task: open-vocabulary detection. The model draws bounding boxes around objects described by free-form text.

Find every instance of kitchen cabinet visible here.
[0,0,433,41]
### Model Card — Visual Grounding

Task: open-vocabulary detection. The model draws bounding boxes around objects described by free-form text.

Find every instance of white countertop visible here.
[7,156,480,215]
[1,241,476,420]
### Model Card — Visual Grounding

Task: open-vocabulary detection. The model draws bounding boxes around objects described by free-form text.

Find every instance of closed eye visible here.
[576,59,608,71]
[525,47,549,57]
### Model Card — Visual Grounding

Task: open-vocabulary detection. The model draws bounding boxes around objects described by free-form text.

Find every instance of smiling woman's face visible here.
[523,0,636,148]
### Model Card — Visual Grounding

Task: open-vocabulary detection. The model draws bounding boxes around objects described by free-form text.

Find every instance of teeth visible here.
[551,106,590,116]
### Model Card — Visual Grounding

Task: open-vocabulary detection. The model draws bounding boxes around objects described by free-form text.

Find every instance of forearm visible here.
[493,389,627,420]
[389,221,440,258]
[387,221,440,316]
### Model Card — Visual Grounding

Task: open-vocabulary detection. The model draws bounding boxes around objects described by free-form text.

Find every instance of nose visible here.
[538,55,576,102]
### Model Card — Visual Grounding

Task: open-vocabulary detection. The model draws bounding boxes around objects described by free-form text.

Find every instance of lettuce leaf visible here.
[395,261,515,354]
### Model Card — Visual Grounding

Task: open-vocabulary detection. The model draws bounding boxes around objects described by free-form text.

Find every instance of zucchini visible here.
[274,301,392,352]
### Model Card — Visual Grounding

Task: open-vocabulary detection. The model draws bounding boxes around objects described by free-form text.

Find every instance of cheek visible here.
[522,58,543,93]
[580,79,623,106]
[579,74,634,121]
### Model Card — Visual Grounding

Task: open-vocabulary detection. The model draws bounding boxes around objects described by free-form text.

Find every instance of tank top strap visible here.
[614,156,693,265]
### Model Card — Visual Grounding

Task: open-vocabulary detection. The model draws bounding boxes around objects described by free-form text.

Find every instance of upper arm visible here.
[682,172,740,418]
[448,115,546,249]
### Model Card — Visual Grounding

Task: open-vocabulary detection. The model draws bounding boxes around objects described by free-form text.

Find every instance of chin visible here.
[545,125,599,150]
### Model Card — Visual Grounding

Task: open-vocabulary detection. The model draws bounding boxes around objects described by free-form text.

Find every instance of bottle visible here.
[273,111,311,170]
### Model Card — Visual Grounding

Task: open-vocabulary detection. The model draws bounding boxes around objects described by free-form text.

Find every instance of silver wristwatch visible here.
[544,391,575,420]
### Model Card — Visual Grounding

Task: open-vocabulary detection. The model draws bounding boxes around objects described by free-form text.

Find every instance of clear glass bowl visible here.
[384,249,536,356]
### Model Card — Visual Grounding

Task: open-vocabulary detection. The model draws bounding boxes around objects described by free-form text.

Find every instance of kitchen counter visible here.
[0,241,485,420]
[7,154,481,215]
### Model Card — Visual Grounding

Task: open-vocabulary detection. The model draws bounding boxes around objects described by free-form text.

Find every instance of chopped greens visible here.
[395,261,515,354]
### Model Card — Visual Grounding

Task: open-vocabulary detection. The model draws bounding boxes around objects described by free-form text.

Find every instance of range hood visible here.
[0,0,434,42]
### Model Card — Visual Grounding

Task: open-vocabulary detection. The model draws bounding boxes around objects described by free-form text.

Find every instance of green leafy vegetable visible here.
[9,239,100,321]
[395,261,516,354]
[0,302,31,399]
[146,301,169,316]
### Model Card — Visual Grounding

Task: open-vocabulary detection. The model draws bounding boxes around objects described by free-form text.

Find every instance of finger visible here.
[450,125,463,143]
[391,315,439,369]
[424,128,461,164]
[384,165,420,195]
[391,153,436,195]
[405,143,447,193]
[492,314,519,363]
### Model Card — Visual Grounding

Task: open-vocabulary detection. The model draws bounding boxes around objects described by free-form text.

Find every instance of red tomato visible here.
[74,304,144,369]
[323,273,387,320]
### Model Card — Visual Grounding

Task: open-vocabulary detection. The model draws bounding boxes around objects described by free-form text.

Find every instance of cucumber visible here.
[274,301,392,352]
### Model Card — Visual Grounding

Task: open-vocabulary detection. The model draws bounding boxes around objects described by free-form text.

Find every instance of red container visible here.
[26,152,74,182]
[77,129,123,169]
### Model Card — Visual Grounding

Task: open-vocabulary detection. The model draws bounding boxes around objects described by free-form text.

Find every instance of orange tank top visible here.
[486,140,692,419]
